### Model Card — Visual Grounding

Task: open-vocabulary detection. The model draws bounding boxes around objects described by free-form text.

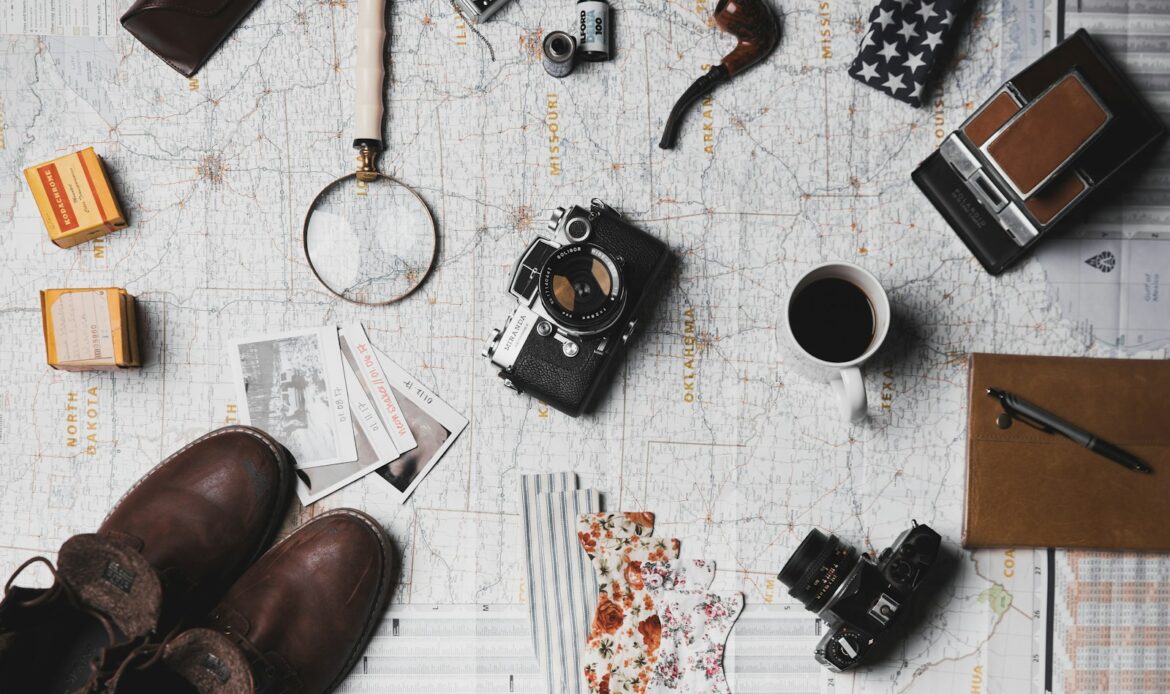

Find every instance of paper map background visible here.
[0,0,1165,691]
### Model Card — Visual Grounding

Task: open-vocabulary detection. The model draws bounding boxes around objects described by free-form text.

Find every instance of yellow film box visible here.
[40,288,141,371]
[24,148,128,248]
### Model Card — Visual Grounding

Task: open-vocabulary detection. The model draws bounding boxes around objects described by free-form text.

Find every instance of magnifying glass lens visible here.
[304,174,436,305]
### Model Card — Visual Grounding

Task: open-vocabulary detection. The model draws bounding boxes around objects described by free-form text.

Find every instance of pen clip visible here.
[987,388,1055,434]
[1005,408,1056,434]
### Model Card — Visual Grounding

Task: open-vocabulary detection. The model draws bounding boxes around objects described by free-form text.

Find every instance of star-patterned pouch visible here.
[848,0,971,107]
[578,513,681,694]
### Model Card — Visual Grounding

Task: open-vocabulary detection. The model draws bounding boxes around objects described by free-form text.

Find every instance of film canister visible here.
[576,0,611,62]
[542,31,577,78]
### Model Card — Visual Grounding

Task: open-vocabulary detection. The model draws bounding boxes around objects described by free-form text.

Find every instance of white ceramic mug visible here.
[782,262,891,423]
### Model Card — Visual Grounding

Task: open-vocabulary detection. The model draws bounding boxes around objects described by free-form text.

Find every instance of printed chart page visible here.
[1035,0,1170,350]
[1,0,117,36]
[1031,2,1170,688]
[1050,552,1170,694]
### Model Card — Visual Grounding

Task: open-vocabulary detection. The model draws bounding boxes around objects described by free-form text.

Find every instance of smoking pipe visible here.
[659,0,779,149]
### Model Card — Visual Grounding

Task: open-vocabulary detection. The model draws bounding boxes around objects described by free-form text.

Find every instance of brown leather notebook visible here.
[965,353,1170,551]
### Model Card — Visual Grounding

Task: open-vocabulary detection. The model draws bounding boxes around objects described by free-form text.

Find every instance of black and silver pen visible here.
[987,388,1153,474]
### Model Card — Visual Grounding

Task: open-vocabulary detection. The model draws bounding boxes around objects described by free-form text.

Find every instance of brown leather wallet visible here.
[121,0,263,77]
[965,353,1170,551]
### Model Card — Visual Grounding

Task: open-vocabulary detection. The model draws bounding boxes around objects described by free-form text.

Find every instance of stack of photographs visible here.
[228,324,467,505]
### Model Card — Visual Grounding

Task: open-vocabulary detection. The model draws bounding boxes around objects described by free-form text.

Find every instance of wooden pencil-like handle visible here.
[355,0,386,145]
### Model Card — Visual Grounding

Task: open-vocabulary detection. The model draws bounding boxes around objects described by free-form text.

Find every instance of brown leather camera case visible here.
[965,353,1170,551]
[121,0,263,77]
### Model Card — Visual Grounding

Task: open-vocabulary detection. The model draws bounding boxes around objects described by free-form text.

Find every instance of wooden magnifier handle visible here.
[355,0,386,148]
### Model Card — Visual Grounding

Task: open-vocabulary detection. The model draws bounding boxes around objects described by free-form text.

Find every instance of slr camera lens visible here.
[539,244,624,333]
[778,529,859,612]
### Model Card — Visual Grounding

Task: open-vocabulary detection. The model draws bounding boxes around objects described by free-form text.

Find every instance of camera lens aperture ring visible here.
[779,530,859,613]
[538,243,625,335]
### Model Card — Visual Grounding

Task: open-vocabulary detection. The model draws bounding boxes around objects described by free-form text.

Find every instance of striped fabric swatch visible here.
[521,473,601,694]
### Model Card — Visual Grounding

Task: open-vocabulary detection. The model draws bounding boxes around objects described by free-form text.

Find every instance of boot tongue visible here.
[57,533,163,640]
[162,628,254,694]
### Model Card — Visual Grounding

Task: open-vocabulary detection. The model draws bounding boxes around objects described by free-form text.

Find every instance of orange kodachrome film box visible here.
[23,147,128,248]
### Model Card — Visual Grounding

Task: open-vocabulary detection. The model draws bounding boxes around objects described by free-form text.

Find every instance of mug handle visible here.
[829,367,867,423]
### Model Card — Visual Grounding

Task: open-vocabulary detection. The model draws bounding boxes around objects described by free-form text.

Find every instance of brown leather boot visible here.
[98,425,294,625]
[0,426,293,693]
[104,510,395,694]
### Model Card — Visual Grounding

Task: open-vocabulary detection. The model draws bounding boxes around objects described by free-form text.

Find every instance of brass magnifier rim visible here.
[301,171,439,306]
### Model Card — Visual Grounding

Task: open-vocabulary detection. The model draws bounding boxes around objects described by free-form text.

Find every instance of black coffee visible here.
[788,277,875,363]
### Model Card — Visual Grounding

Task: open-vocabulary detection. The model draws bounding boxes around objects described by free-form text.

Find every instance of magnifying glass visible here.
[303,0,438,305]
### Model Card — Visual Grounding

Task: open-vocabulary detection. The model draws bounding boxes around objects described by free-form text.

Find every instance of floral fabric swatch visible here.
[641,559,744,693]
[640,559,715,595]
[578,512,681,694]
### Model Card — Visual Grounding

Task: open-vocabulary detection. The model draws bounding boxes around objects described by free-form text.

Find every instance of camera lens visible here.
[539,244,625,333]
[779,529,859,612]
[552,255,608,313]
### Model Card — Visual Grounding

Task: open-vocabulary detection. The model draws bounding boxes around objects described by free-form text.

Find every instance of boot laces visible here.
[105,630,172,686]
[4,556,121,692]
[110,623,291,694]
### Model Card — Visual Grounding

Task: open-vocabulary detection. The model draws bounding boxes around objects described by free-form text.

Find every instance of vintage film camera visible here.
[483,200,672,416]
[778,523,942,672]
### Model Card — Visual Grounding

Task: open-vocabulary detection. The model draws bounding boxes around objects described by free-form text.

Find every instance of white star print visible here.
[861,29,876,49]
[910,81,924,100]
[856,60,881,81]
[878,40,901,62]
[904,51,926,72]
[894,0,913,8]
[941,9,955,25]
[883,72,907,93]
[874,7,895,29]
[922,30,945,50]
[915,1,936,21]
[897,20,919,42]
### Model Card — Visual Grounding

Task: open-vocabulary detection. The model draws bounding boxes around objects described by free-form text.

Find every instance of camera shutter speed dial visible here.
[821,626,871,671]
[836,633,860,660]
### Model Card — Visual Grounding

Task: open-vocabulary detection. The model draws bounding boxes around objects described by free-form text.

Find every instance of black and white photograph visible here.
[229,327,357,468]
[294,360,399,505]
[369,346,467,503]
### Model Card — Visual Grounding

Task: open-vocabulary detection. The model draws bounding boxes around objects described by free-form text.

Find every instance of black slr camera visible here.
[778,523,942,672]
[483,199,672,416]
